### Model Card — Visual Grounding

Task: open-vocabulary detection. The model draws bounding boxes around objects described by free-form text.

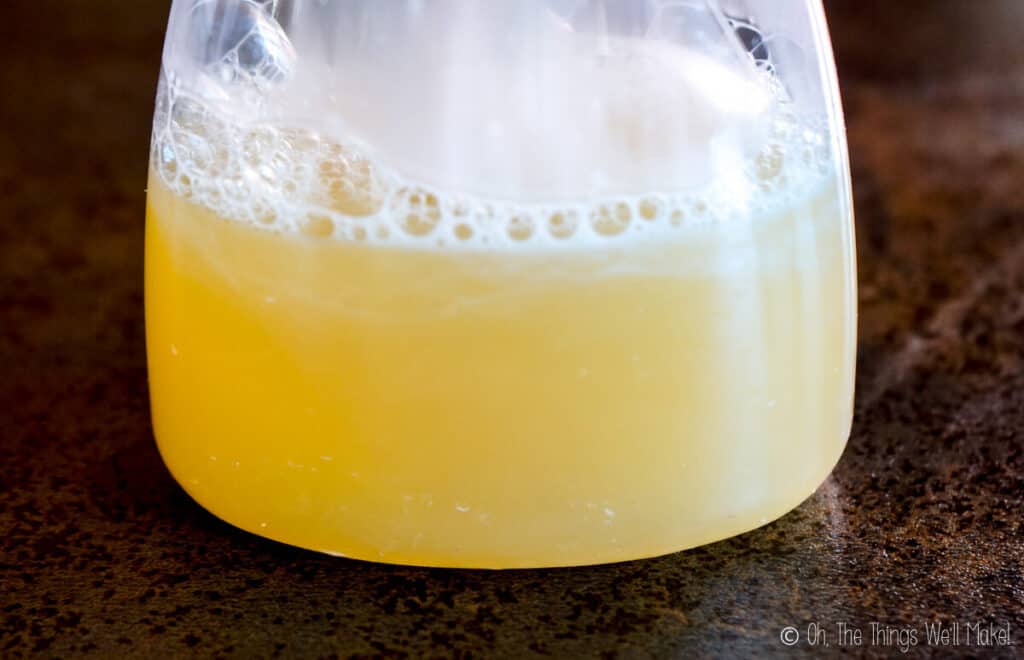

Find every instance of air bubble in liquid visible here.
[591,203,632,237]
[170,96,214,135]
[280,127,319,153]
[547,210,579,239]
[168,98,232,179]
[398,189,442,237]
[252,203,277,225]
[158,142,179,180]
[507,214,536,241]
[317,141,384,218]
[638,198,662,221]
[300,213,334,238]
[242,126,278,169]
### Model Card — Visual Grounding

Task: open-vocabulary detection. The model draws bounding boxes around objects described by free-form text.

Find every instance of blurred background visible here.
[1,1,1021,656]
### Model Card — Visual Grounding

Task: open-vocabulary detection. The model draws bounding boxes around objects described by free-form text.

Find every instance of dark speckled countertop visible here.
[2,1,1023,657]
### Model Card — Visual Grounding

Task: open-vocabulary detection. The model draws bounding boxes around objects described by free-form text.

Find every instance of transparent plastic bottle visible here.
[146,0,856,568]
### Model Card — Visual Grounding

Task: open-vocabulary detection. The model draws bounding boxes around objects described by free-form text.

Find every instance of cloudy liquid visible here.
[146,132,854,568]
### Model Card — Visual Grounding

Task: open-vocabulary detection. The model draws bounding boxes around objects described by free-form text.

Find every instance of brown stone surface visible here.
[1,1,1022,657]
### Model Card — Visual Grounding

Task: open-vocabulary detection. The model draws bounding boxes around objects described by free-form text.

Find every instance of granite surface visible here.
[1,1,1022,657]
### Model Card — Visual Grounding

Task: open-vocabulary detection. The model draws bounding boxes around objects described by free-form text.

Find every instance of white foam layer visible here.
[151,71,834,251]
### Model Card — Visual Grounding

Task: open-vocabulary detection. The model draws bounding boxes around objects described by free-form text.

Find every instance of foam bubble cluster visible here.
[151,76,834,250]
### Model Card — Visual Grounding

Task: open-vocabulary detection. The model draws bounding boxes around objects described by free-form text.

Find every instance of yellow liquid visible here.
[146,171,855,568]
